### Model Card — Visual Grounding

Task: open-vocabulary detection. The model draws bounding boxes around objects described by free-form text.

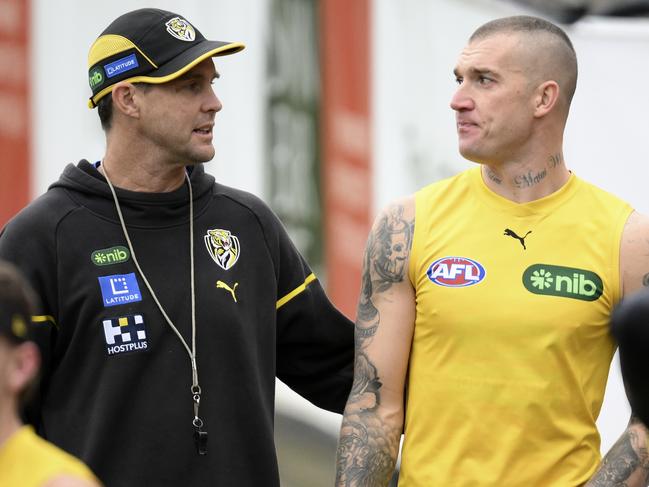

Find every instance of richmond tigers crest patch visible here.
[165,17,196,42]
[204,228,240,270]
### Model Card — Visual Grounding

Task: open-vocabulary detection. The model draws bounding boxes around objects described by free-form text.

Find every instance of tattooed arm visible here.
[335,198,416,487]
[586,416,649,487]
[620,211,649,297]
[588,212,649,486]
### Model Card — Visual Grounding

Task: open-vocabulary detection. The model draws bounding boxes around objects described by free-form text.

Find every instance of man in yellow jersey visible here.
[335,15,649,487]
[0,261,100,487]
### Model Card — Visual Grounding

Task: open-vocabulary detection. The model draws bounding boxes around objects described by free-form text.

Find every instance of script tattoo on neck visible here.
[336,204,412,487]
[586,416,649,486]
[548,153,563,168]
[514,169,547,189]
[643,273,649,287]
[487,168,502,185]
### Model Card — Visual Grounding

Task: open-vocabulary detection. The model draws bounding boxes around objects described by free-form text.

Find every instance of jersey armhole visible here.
[408,191,420,288]
[612,205,635,306]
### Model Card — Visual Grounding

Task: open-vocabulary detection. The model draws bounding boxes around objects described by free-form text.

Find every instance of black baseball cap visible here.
[87,8,245,108]
[0,261,35,344]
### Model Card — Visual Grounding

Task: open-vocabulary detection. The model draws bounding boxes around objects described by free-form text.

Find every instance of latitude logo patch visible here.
[98,273,142,307]
[165,17,196,42]
[91,246,130,266]
[204,229,240,270]
[523,264,603,301]
[427,256,486,287]
[103,53,139,79]
[102,314,148,356]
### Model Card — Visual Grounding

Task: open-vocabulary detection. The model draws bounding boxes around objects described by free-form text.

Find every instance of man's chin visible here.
[186,149,215,165]
[458,147,483,164]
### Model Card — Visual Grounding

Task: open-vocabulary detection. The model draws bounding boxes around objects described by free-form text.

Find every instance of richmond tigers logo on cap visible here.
[165,17,196,41]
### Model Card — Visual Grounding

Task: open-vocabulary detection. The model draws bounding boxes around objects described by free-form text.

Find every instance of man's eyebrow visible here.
[177,70,221,82]
[454,67,499,78]
[471,67,495,75]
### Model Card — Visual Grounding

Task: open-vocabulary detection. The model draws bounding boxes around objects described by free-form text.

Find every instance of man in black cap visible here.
[0,261,100,487]
[0,8,353,487]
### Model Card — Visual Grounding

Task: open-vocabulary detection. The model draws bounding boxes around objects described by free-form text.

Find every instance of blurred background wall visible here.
[0,0,648,484]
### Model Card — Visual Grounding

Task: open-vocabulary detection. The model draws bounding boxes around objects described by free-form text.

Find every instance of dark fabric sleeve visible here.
[268,213,354,414]
[611,288,649,425]
[276,278,355,413]
[0,199,62,427]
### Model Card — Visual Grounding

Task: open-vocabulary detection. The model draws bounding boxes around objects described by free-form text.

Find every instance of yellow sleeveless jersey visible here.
[401,167,632,486]
[0,426,98,487]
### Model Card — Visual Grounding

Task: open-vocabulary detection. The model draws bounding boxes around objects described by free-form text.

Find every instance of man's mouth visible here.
[194,124,214,135]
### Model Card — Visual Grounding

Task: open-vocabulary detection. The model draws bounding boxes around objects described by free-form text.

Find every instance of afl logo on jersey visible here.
[427,256,486,287]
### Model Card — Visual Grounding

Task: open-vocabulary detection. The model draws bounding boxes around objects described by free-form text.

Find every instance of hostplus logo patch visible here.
[102,314,148,356]
[91,246,130,266]
[98,273,142,307]
[523,264,603,301]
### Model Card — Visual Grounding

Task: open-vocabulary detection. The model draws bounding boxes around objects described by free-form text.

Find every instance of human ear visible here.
[533,80,560,118]
[111,82,141,119]
[8,342,39,393]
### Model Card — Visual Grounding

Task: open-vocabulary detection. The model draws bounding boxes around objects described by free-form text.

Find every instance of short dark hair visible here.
[0,261,36,344]
[470,15,578,106]
[470,15,575,52]
[97,94,113,131]
[97,83,151,132]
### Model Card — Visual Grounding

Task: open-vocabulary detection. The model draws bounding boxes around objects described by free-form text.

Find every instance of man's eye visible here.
[455,76,463,85]
[478,76,492,85]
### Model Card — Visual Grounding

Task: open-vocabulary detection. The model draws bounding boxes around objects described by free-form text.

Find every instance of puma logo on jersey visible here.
[504,228,532,250]
[216,281,238,302]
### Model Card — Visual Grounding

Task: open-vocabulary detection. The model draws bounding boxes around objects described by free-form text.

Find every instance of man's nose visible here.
[206,89,222,113]
[450,85,473,112]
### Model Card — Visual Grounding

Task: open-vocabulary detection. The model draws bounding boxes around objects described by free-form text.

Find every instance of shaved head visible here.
[470,16,578,110]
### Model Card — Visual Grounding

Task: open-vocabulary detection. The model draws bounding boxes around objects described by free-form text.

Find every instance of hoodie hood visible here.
[49,160,216,228]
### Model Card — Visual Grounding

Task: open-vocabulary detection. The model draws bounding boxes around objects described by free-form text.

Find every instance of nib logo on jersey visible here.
[523,264,603,301]
[102,314,148,356]
[98,273,142,307]
[427,256,486,287]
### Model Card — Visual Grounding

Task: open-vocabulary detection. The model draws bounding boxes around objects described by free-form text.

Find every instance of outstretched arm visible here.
[335,198,416,487]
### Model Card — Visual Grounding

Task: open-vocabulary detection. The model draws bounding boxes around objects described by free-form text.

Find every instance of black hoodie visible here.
[0,161,354,486]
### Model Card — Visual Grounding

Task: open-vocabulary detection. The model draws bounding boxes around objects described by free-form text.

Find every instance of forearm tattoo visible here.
[336,350,401,487]
[587,416,649,487]
[336,204,413,487]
